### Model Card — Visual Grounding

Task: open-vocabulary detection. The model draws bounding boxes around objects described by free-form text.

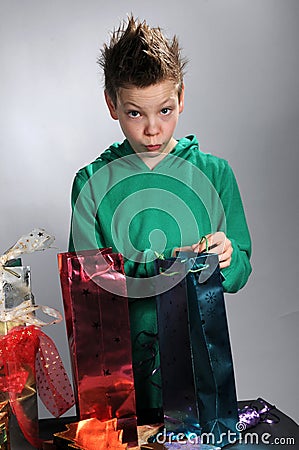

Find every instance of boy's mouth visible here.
[145,145,162,151]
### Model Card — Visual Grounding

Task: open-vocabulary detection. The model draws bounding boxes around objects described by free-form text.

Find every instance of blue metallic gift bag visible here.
[154,253,239,448]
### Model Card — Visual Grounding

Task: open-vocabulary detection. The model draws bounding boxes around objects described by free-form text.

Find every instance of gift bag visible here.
[155,253,239,448]
[58,249,137,445]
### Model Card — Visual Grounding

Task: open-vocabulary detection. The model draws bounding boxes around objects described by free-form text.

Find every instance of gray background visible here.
[1,0,298,426]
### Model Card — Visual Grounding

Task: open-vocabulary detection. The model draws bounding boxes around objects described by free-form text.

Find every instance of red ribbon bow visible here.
[0,325,75,448]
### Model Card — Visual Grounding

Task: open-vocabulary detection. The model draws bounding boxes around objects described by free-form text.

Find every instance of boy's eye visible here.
[128,111,140,118]
[160,108,171,115]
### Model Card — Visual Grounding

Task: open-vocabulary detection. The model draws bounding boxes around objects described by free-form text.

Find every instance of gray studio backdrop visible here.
[1,0,298,423]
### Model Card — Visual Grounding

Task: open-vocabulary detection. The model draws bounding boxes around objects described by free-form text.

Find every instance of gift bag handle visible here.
[157,236,210,276]
[89,254,115,279]
[159,261,209,276]
[199,235,209,253]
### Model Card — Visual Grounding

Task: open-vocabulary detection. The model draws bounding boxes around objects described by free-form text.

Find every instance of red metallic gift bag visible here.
[57,249,137,445]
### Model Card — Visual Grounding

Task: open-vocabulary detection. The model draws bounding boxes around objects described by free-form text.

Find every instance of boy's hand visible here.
[191,232,233,269]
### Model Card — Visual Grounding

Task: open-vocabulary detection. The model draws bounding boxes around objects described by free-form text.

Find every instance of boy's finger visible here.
[206,240,224,254]
[206,241,222,252]
[218,247,233,263]
[219,258,231,269]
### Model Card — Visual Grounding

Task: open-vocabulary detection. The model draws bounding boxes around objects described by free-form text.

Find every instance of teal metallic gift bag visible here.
[155,253,239,448]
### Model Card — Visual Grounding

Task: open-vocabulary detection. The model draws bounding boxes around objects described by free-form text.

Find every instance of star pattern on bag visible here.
[82,288,91,297]
[92,321,100,330]
[206,306,216,317]
[205,291,217,304]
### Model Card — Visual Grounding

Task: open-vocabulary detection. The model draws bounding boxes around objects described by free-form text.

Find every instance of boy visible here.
[69,16,251,424]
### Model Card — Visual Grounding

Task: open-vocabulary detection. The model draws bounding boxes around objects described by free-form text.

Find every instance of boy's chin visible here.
[138,150,164,158]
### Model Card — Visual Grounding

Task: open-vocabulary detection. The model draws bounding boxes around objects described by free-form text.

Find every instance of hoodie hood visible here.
[99,135,200,164]
[99,139,135,163]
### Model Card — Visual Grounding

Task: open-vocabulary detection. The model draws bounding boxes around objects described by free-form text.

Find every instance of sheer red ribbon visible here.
[0,325,75,448]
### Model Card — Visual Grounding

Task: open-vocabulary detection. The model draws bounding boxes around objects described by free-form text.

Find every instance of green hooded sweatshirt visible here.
[69,134,251,411]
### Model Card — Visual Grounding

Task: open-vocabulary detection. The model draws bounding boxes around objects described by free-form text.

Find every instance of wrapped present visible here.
[0,243,37,447]
[0,230,75,448]
[0,401,10,450]
[58,249,137,445]
[0,239,37,447]
[53,418,127,450]
[154,252,239,448]
[238,398,280,431]
[0,261,32,335]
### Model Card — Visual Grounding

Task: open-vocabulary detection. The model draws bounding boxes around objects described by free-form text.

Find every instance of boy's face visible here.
[105,80,184,155]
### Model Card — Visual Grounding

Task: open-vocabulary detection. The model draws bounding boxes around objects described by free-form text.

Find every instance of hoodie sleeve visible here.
[68,170,105,252]
[218,162,252,293]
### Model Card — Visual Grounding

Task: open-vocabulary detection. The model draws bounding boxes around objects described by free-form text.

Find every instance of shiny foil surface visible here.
[0,325,74,448]
[0,265,32,334]
[238,398,280,430]
[53,418,127,450]
[58,249,137,445]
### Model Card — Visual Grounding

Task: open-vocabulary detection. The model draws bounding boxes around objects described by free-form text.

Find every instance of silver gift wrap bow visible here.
[0,228,62,326]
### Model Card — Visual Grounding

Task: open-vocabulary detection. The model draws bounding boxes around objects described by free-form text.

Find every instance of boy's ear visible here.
[104,91,118,120]
[179,83,185,114]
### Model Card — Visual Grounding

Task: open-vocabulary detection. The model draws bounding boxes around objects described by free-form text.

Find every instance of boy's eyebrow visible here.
[123,101,141,109]
[123,97,177,109]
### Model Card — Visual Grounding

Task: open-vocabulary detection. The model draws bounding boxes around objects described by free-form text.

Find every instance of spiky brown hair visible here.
[98,15,187,106]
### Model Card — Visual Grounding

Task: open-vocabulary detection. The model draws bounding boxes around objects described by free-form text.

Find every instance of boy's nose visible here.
[144,118,159,136]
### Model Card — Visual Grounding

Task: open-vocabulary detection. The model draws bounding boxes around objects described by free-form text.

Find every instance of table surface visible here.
[10,400,299,450]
